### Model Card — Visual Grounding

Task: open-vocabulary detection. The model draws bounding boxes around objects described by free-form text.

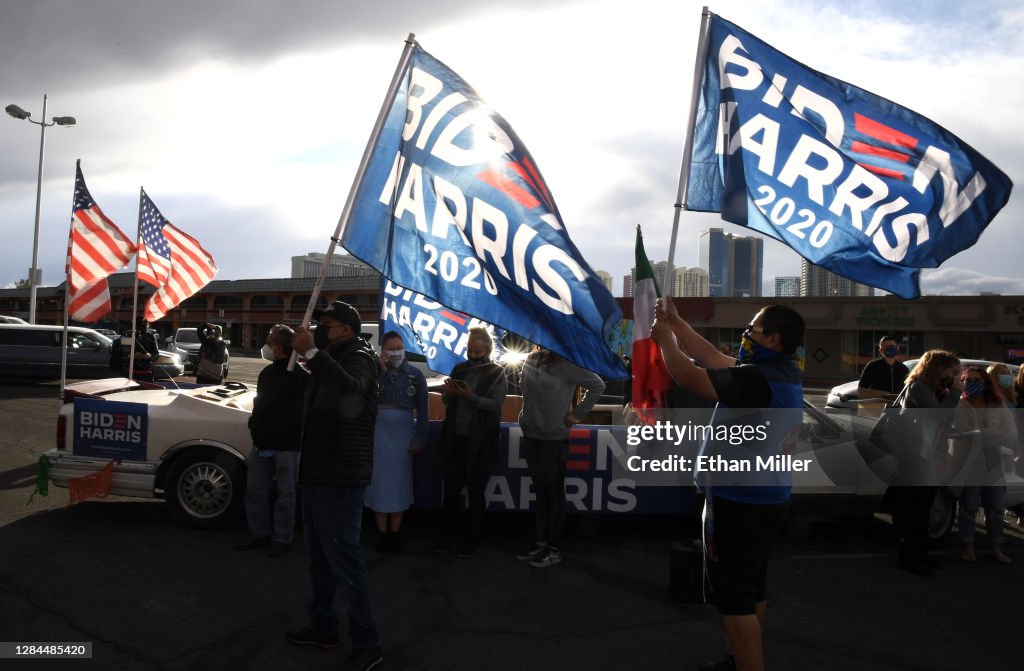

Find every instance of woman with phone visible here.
[438,327,507,557]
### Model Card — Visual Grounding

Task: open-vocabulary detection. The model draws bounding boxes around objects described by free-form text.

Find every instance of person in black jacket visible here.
[236,324,308,557]
[287,301,383,670]
[857,336,909,417]
[438,327,507,557]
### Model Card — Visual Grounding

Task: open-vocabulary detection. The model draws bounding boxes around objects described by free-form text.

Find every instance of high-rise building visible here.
[291,253,378,279]
[699,228,763,297]
[699,228,730,297]
[800,259,875,297]
[622,275,633,298]
[774,276,801,297]
[672,267,710,297]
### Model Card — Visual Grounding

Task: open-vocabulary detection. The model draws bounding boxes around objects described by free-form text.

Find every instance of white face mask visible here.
[260,344,276,361]
[382,348,405,367]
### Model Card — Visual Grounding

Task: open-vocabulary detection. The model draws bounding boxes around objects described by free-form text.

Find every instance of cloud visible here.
[920,267,1024,295]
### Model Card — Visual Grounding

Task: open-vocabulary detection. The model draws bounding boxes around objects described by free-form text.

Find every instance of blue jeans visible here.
[245,449,299,544]
[958,485,1005,545]
[300,483,380,648]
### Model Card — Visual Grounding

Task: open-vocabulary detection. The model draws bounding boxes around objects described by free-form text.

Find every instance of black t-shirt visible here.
[858,357,909,394]
[706,365,772,408]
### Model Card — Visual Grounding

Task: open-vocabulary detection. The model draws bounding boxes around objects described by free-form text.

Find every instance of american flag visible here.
[65,163,136,322]
[137,189,217,322]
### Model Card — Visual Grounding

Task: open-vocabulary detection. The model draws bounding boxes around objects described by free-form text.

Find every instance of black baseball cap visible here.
[313,300,361,333]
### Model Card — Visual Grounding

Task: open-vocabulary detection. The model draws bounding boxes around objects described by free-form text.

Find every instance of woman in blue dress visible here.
[365,331,429,552]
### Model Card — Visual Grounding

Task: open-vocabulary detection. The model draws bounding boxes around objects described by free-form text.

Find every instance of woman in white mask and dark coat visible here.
[364,331,429,553]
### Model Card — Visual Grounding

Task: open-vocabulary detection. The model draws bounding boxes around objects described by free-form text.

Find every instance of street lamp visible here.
[5,94,76,324]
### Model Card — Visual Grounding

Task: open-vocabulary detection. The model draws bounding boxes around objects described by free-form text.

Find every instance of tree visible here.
[14,278,30,289]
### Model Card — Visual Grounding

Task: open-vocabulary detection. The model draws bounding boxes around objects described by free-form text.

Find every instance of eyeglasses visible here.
[743,323,769,334]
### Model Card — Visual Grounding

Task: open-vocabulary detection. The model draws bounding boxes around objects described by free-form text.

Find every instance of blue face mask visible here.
[737,332,779,364]
[963,381,986,398]
[882,347,898,358]
[998,374,1013,389]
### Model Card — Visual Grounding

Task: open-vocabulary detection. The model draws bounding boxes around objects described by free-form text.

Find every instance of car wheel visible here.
[927,488,956,544]
[166,450,245,529]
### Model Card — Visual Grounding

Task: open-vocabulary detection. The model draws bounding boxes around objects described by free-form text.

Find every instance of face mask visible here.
[313,325,333,350]
[963,381,986,398]
[736,333,779,364]
[260,344,275,361]
[467,355,488,365]
[382,348,405,367]
[998,374,1013,389]
[882,347,898,358]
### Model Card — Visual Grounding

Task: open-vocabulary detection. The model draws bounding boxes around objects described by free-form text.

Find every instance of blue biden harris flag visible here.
[685,14,1012,299]
[343,44,626,378]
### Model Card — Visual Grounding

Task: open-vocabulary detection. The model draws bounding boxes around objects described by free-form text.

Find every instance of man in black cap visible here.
[288,301,383,670]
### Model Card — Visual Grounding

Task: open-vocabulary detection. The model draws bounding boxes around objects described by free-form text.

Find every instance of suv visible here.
[167,326,230,374]
[0,324,112,378]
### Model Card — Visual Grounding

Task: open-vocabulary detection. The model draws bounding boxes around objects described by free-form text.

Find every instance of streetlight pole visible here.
[5,94,76,324]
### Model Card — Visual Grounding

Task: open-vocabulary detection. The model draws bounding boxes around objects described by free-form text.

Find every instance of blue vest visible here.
[701,356,803,505]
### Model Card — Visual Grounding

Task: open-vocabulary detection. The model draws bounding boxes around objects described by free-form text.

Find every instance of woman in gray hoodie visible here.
[515,348,605,568]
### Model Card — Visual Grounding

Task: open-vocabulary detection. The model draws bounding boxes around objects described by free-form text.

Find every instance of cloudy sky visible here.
[1,0,1021,298]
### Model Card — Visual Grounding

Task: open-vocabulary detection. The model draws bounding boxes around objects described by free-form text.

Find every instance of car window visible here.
[175,329,199,343]
[66,333,97,349]
[0,329,56,346]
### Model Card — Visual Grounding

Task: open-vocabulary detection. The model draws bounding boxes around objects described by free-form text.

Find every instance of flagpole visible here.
[662,6,713,299]
[59,160,79,406]
[289,32,417,371]
[128,187,145,381]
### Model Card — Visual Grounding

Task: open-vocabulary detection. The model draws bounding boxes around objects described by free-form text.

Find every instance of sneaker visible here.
[515,544,547,561]
[390,533,402,554]
[267,540,290,557]
[528,547,562,568]
[285,626,339,649]
[376,533,390,554]
[456,541,478,558]
[344,646,384,670]
[698,655,736,671]
[235,534,269,551]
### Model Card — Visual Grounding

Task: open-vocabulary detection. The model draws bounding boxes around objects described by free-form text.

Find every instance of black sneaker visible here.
[344,646,384,670]
[698,655,736,671]
[266,540,290,557]
[235,534,269,551]
[285,626,339,649]
[515,544,547,561]
[528,547,562,568]
[456,541,478,557]
[376,533,389,554]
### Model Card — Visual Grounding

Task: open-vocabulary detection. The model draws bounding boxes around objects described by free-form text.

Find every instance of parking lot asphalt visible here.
[1,375,1021,670]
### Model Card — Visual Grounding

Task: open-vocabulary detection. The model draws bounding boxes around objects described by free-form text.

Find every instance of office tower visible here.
[774,276,800,297]
[800,259,875,296]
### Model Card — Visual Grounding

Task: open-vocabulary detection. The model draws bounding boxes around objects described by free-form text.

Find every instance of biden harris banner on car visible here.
[685,14,1012,299]
[381,279,505,376]
[342,44,626,379]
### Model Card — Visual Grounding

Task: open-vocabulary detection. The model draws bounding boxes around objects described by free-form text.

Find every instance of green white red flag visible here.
[631,228,673,422]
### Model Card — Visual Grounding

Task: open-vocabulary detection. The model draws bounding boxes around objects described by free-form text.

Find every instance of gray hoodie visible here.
[518,354,606,441]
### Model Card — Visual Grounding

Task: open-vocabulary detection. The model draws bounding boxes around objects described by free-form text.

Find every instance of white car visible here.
[47,378,255,528]
[826,358,1020,414]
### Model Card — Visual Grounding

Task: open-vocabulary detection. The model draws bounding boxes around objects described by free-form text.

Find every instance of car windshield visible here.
[175,329,199,344]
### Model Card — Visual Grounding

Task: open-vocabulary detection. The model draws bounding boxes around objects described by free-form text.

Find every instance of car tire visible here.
[165,450,245,529]
[927,488,957,544]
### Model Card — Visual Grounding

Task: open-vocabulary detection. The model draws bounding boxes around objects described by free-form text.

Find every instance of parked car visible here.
[0,324,183,380]
[47,374,1020,538]
[826,358,1020,414]
[0,315,29,324]
[166,326,231,375]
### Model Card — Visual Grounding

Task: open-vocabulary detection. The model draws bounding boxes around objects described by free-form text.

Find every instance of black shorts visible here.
[707,495,789,616]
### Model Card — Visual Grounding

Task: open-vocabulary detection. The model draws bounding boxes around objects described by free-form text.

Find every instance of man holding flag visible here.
[652,298,804,671]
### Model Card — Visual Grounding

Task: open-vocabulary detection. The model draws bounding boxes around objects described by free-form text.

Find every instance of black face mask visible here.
[467,356,488,365]
[314,325,333,350]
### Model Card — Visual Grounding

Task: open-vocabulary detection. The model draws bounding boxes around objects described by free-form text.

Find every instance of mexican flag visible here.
[631,228,673,422]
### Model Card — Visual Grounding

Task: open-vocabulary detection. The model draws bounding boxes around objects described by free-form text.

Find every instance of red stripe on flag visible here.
[440,310,467,325]
[850,141,910,163]
[566,461,590,471]
[857,163,906,180]
[476,168,541,209]
[521,156,554,210]
[854,113,919,149]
